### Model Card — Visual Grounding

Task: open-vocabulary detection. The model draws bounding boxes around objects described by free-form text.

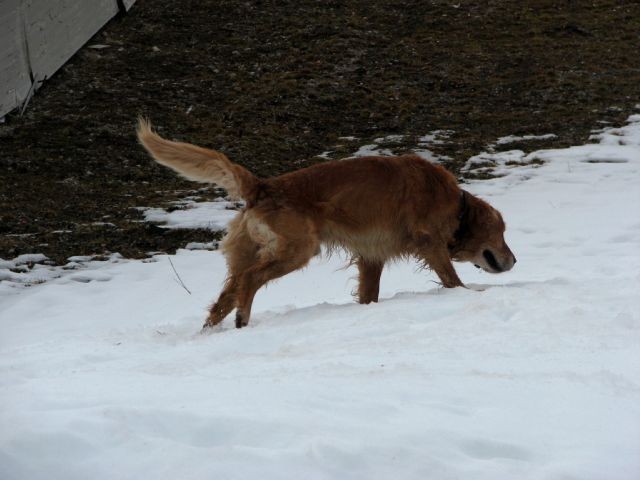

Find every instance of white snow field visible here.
[1,115,640,480]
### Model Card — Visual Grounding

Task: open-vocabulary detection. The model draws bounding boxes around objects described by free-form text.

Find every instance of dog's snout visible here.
[482,246,516,273]
[502,251,516,271]
[502,243,516,270]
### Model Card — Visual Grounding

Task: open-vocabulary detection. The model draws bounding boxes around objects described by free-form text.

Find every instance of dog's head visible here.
[449,191,516,273]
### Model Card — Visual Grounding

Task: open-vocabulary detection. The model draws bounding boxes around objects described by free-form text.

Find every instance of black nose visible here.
[513,256,517,264]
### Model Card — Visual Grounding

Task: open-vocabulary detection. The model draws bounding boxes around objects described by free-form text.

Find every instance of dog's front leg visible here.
[357,257,384,304]
[420,246,465,289]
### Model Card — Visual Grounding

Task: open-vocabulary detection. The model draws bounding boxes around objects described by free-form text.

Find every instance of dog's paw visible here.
[200,324,213,334]
[200,322,226,334]
[235,312,248,329]
[201,319,221,332]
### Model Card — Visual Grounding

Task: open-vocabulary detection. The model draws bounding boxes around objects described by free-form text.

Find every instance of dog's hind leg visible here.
[202,214,258,329]
[235,214,319,328]
[204,276,239,328]
[357,257,383,304]
[234,240,317,328]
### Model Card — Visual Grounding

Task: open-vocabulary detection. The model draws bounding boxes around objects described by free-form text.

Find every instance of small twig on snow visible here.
[168,257,191,295]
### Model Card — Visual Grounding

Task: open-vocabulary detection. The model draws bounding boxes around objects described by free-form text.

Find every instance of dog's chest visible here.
[320,226,405,261]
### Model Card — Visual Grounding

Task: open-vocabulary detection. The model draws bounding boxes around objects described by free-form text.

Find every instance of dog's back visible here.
[261,155,460,259]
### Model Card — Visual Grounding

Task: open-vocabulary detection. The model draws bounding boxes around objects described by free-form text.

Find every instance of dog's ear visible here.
[450,191,472,251]
[449,191,494,252]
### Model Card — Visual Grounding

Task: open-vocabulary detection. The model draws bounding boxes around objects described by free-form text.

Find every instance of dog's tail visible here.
[136,118,259,200]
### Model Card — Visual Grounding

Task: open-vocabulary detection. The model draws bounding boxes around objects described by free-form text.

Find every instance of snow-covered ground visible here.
[1,115,640,480]
[141,197,240,231]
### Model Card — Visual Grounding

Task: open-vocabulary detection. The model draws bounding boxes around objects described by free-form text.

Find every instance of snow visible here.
[414,130,452,162]
[465,115,640,179]
[315,150,333,159]
[418,130,453,145]
[348,130,452,161]
[141,198,240,231]
[412,148,441,161]
[303,130,456,161]
[494,133,557,145]
[12,253,49,265]
[373,134,406,143]
[1,115,640,479]
[350,143,394,157]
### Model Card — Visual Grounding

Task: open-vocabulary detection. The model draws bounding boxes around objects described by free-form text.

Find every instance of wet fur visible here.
[137,120,515,329]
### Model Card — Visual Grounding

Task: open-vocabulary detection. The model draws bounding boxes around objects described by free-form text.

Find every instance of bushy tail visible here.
[136,118,258,200]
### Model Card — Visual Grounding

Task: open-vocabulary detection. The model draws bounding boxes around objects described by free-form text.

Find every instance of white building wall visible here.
[0,0,136,117]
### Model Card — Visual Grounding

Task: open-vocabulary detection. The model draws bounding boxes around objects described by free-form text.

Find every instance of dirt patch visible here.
[1,0,639,264]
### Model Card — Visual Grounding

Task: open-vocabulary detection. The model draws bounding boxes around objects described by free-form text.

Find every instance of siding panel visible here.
[0,0,31,115]
[0,0,136,117]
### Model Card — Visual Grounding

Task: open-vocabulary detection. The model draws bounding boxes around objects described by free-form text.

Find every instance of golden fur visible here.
[138,120,516,329]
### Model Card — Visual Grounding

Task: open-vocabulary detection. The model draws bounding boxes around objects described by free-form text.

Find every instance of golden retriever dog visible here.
[137,120,516,329]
